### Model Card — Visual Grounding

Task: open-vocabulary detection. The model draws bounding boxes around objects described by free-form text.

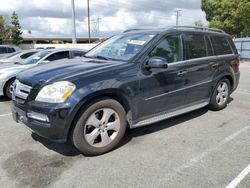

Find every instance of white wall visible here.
[234,38,250,60]
[19,43,98,51]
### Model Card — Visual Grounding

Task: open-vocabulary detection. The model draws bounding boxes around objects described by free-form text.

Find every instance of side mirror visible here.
[145,56,168,69]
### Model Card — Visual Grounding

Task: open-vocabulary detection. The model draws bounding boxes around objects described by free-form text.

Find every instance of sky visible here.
[0,0,208,38]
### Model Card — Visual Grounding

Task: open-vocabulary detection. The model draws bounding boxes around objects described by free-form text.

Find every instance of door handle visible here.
[177,70,188,76]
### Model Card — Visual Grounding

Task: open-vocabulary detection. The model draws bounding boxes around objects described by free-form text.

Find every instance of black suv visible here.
[12,26,240,155]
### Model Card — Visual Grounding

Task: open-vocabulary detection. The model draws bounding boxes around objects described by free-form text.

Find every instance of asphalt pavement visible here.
[0,62,249,188]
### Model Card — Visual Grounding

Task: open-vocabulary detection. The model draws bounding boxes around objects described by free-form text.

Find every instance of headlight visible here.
[35,81,76,103]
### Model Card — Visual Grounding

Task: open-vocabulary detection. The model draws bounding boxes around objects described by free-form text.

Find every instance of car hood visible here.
[0,62,33,73]
[0,58,20,63]
[17,58,126,87]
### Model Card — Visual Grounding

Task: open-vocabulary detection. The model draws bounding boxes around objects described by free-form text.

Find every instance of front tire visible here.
[208,78,231,111]
[71,98,127,156]
[4,78,15,99]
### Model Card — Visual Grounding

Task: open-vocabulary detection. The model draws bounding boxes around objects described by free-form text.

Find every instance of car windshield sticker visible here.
[33,56,41,60]
[128,40,146,45]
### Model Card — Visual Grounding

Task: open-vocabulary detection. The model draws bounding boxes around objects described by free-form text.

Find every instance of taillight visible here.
[236,56,240,71]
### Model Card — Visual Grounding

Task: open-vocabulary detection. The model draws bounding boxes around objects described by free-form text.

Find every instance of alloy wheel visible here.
[216,82,229,106]
[84,108,120,148]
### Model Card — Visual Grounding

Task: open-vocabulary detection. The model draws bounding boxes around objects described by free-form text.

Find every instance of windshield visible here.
[85,33,155,61]
[21,50,52,65]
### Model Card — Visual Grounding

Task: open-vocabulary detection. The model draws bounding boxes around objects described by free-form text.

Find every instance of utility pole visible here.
[91,17,101,37]
[71,0,77,44]
[87,0,91,43]
[175,10,182,26]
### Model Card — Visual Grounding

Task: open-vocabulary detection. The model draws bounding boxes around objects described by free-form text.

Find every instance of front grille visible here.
[13,80,32,103]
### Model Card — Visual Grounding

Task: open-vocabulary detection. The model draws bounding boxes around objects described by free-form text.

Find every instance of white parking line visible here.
[168,125,250,180]
[225,163,250,188]
[0,113,12,117]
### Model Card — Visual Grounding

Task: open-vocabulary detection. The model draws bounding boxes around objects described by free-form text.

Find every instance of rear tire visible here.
[71,98,127,156]
[4,78,15,99]
[208,78,231,111]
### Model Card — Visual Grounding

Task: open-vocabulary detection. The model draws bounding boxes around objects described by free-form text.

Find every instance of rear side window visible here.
[183,34,207,59]
[45,51,70,61]
[0,47,7,53]
[7,47,15,53]
[72,51,85,57]
[211,36,233,55]
[150,35,182,63]
[205,36,213,56]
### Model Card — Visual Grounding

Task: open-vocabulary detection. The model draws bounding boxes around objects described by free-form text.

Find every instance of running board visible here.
[131,101,209,128]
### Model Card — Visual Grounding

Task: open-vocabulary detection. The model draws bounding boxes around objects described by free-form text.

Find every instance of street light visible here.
[71,0,77,44]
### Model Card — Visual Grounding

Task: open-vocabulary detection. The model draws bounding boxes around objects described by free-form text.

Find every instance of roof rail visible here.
[123,28,154,33]
[170,26,225,33]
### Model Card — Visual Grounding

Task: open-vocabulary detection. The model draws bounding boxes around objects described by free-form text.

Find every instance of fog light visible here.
[27,111,49,122]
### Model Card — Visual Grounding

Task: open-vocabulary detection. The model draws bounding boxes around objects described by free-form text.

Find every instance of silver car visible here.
[0,48,86,98]
[0,45,21,57]
[0,49,38,63]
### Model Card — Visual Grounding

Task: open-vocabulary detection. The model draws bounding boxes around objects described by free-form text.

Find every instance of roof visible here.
[40,48,86,53]
[123,26,228,36]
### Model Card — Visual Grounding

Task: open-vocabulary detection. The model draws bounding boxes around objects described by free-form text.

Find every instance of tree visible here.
[194,20,204,27]
[10,11,23,45]
[201,0,250,37]
[0,16,5,44]
[0,16,12,44]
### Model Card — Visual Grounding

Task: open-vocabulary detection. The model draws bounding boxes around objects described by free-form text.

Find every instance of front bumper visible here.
[11,101,75,143]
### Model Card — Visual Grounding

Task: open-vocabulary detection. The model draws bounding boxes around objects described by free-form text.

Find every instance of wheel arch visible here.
[3,77,16,96]
[67,89,132,140]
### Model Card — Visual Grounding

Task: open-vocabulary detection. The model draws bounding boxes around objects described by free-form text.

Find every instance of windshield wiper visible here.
[93,55,110,60]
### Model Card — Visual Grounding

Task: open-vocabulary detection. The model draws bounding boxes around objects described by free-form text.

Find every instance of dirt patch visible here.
[2,150,76,188]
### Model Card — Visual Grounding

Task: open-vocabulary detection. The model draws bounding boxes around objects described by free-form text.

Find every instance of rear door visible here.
[182,33,216,105]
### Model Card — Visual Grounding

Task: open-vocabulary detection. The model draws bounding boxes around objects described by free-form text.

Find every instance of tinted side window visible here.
[45,51,69,61]
[205,36,213,56]
[7,48,15,53]
[20,52,36,59]
[72,51,85,57]
[150,35,181,63]
[211,36,233,55]
[0,47,7,53]
[183,34,207,59]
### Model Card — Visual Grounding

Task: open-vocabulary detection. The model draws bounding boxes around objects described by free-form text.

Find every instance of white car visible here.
[0,50,38,63]
[0,45,21,57]
[0,48,86,98]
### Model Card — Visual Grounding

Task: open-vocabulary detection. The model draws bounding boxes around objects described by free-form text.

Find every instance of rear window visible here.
[211,36,233,55]
[183,34,207,60]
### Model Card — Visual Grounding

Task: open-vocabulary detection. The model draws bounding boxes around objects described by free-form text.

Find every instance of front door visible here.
[137,34,189,121]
